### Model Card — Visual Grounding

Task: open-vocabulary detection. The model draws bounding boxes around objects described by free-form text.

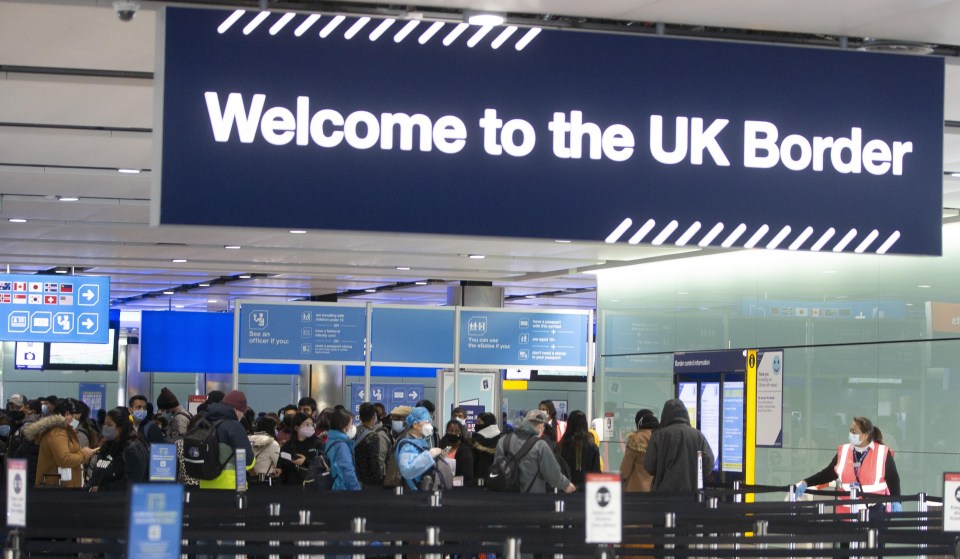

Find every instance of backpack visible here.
[487,433,539,492]
[382,433,410,488]
[354,427,387,484]
[181,417,230,480]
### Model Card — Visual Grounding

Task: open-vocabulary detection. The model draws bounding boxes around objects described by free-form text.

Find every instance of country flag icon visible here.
[13,294,26,304]
[28,282,42,292]
[13,282,26,292]
[0,282,11,291]
[59,284,73,293]
[43,295,57,305]
[44,283,58,293]
[28,294,41,305]
[0,294,10,303]
[59,295,73,305]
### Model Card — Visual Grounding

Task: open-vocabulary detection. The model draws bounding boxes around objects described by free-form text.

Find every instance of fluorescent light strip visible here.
[810,228,836,251]
[854,229,880,253]
[394,20,420,43]
[466,25,495,48]
[627,219,656,244]
[788,226,814,250]
[698,222,724,247]
[491,26,518,49]
[243,11,271,35]
[876,231,900,254]
[743,225,770,248]
[604,218,633,243]
[721,223,747,247]
[443,23,470,46]
[369,18,395,41]
[344,17,371,40]
[675,222,702,246]
[832,229,858,252]
[269,13,296,35]
[218,10,245,34]
[765,226,792,249]
[418,21,444,44]
[320,16,346,38]
[651,220,679,245]
[514,28,541,51]
[294,14,321,37]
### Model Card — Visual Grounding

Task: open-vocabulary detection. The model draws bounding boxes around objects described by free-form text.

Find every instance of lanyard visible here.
[852,446,870,484]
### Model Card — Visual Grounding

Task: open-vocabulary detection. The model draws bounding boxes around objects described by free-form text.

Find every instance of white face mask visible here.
[848,432,863,447]
[392,420,405,434]
[420,423,434,439]
[455,417,466,426]
[345,424,357,439]
[299,425,316,439]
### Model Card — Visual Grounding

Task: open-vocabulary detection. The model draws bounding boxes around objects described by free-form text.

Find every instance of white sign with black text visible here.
[586,473,622,544]
[6,458,27,528]
[944,472,960,532]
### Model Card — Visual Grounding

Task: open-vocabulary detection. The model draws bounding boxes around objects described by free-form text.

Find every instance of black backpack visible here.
[181,417,230,480]
[487,433,539,492]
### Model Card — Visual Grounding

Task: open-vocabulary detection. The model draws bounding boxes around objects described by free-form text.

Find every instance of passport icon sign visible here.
[8,312,27,332]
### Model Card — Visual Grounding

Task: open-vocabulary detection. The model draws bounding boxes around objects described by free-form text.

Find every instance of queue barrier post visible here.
[504,537,521,559]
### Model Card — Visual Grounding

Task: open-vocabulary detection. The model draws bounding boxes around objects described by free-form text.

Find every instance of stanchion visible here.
[665,511,676,559]
[733,480,742,503]
[788,483,797,503]
[708,497,719,552]
[430,490,442,507]
[504,537,521,559]
[352,516,367,559]
[426,526,441,559]
[5,529,22,559]
[919,492,928,559]
[554,500,565,513]
[754,520,768,552]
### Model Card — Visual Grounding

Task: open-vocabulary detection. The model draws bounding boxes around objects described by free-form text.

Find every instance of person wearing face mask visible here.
[387,406,413,445]
[442,419,474,485]
[794,416,902,514]
[325,408,361,490]
[155,387,191,442]
[381,405,414,488]
[396,407,449,491]
[86,407,148,492]
[471,412,502,481]
[494,410,576,494]
[129,395,164,444]
[354,403,391,487]
[25,398,95,487]
[249,416,282,481]
[6,400,43,484]
[279,412,325,486]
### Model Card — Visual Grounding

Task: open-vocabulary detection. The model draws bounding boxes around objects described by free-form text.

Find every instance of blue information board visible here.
[149,444,178,482]
[0,274,109,343]
[459,309,588,369]
[127,483,184,559]
[371,306,454,366]
[239,302,366,363]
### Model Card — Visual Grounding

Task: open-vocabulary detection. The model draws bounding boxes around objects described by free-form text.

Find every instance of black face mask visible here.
[441,434,460,446]
[8,411,24,423]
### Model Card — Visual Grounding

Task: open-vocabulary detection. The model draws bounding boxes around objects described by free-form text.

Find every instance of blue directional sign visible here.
[351,382,424,413]
[371,306,454,366]
[0,274,109,343]
[459,309,588,369]
[127,483,184,559]
[238,302,366,363]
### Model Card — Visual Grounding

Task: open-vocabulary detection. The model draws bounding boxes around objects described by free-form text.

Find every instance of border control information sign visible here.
[0,274,109,343]
[158,7,943,255]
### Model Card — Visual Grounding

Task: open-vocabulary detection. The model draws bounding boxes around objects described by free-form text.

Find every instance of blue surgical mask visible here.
[0,425,11,437]
[849,432,863,447]
[41,404,49,415]
[101,426,117,441]
[133,410,147,422]
[69,418,80,430]
[392,420,404,434]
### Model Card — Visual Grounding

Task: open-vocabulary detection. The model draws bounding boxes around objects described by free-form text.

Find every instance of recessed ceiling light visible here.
[54,269,67,274]
[117,168,141,174]
[554,239,572,243]
[396,266,411,271]
[822,270,838,274]
[8,218,26,223]
[238,274,252,279]
[198,282,210,287]
[468,254,485,259]
[289,229,307,234]
[58,196,79,202]
[163,290,175,295]
[525,295,536,299]
[224,245,241,250]
[208,299,218,303]
[175,304,185,309]
[951,172,960,177]
[365,288,377,293]
[466,11,505,26]
[172,259,187,263]
[917,284,931,288]
[415,281,428,285]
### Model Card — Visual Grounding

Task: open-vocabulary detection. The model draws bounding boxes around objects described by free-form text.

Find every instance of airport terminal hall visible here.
[2,0,960,557]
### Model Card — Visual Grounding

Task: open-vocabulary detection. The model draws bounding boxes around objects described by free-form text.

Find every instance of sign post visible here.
[149,444,178,483]
[944,472,960,532]
[127,483,184,559]
[585,473,622,544]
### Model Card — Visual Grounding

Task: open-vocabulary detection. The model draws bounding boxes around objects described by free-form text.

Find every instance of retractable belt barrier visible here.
[2,485,957,558]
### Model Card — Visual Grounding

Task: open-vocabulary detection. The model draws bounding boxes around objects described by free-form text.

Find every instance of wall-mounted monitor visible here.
[44,327,119,371]
[14,341,44,370]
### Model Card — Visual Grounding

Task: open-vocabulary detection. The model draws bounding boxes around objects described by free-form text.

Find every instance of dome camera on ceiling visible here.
[112,0,140,22]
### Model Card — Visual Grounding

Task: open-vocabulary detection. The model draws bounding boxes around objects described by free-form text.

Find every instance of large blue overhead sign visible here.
[459,309,588,369]
[0,274,109,343]
[239,302,366,363]
[156,7,943,255]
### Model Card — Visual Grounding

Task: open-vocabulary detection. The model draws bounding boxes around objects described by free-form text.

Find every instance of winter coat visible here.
[25,415,87,488]
[471,424,502,480]
[249,432,281,477]
[86,438,149,491]
[644,399,715,492]
[354,423,391,485]
[494,420,571,494]
[197,403,254,490]
[8,416,40,487]
[280,434,326,485]
[621,429,654,492]
[557,435,602,486]
[325,429,361,490]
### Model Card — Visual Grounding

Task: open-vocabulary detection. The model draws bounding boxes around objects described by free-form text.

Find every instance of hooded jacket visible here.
[24,415,86,488]
[198,402,254,490]
[621,429,654,492]
[471,423,502,480]
[643,399,715,492]
[249,432,281,476]
[494,419,571,493]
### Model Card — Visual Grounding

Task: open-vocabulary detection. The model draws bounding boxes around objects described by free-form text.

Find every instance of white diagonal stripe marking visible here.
[628,219,656,245]
[394,20,420,43]
[675,222,702,246]
[698,222,725,247]
[832,229,858,252]
[295,14,321,36]
[344,17,371,40]
[605,218,633,244]
[788,227,815,251]
[515,27,541,51]
[744,225,770,248]
[810,228,835,251]
[491,26,518,49]
[467,25,495,47]
[369,18,395,41]
[876,231,900,254]
[242,11,270,35]
[766,226,792,249]
[652,221,679,245]
[269,13,296,35]
[419,21,444,44]
[320,15,346,38]
[854,230,880,253]
[721,223,747,247]
[218,10,245,34]
[443,23,470,46]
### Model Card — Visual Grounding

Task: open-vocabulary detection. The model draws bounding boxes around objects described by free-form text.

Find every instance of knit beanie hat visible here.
[156,387,179,410]
[223,390,248,413]
[205,390,225,404]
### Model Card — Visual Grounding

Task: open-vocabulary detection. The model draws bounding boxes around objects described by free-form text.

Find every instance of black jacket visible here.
[354,423,391,485]
[471,425,502,480]
[280,435,326,485]
[644,399,715,492]
[558,436,602,486]
[87,439,149,491]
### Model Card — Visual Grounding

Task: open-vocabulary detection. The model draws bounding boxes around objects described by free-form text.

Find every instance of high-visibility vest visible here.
[834,442,890,514]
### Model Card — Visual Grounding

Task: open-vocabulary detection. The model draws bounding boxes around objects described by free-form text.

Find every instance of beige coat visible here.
[620,429,654,493]
[24,415,86,487]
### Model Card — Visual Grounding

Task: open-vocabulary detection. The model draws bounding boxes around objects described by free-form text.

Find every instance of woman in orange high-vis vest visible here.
[794,416,902,514]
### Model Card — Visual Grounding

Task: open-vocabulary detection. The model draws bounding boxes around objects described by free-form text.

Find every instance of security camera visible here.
[112,0,140,22]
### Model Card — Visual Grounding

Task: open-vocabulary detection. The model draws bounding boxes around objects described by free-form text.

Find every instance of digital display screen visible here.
[700,383,721,472]
[45,328,118,370]
[722,381,745,473]
[14,341,43,369]
[678,382,698,429]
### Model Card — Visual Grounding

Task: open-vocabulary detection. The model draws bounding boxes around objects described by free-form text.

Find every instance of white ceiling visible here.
[0,0,958,312]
